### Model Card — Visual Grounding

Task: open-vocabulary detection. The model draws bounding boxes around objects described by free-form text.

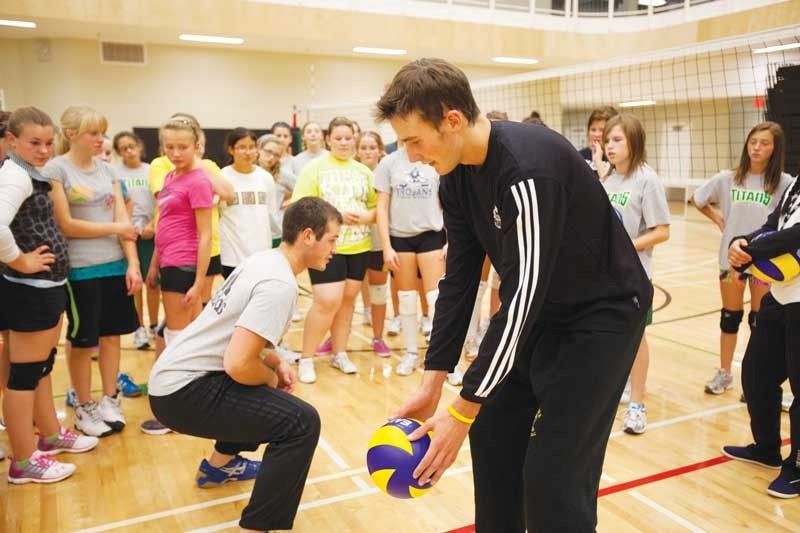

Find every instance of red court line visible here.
[443,438,791,533]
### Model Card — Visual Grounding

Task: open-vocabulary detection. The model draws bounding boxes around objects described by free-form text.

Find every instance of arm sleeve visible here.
[424,182,486,373]
[642,175,671,229]
[0,167,33,263]
[188,176,215,209]
[365,171,378,209]
[741,201,800,261]
[692,173,722,208]
[236,280,296,346]
[290,165,320,201]
[373,156,392,193]
[460,177,566,404]
[148,158,170,197]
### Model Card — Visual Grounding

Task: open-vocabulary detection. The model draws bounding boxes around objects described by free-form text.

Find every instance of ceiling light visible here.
[752,42,800,54]
[353,47,407,56]
[0,19,36,29]
[619,100,657,108]
[179,34,244,45]
[493,56,539,65]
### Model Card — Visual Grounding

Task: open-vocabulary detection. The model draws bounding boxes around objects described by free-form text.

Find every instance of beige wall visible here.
[0,37,522,133]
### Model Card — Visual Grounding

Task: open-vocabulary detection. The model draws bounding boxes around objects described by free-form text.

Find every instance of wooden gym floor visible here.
[1,202,797,532]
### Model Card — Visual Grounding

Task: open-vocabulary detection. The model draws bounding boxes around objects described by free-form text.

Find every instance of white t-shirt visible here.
[148,249,298,396]
[218,165,276,267]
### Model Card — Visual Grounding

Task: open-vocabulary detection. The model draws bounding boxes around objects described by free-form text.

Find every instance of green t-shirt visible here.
[291,154,377,255]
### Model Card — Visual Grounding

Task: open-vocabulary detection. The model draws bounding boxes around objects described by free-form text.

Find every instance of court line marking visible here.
[318,437,350,470]
[629,491,707,533]
[608,403,745,438]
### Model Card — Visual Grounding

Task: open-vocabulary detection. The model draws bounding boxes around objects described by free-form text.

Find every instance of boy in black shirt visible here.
[378,58,651,532]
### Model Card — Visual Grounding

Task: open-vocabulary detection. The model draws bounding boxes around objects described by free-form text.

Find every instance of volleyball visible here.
[748,231,800,284]
[366,418,432,499]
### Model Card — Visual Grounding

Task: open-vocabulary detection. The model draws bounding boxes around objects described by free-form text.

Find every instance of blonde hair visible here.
[159,115,202,146]
[55,105,108,155]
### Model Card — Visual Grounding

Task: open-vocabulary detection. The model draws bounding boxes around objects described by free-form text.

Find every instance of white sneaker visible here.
[291,307,302,322]
[133,326,150,350]
[420,316,433,337]
[623,403,647,435]
[7,450,76,484]
[447,368,463,386]
[783,393,794,412]
[0,446,4,461]
[705,368,734,395]
[620,376,631,404]
[275,344,300,364]
[396,353,419,376]
[387,316,401,336]
[298,358,317,383]
[464,336,479,360]
[330,352,357,374]
[362,307,372,326]
[74,401,114,437]
[98,394,126,432]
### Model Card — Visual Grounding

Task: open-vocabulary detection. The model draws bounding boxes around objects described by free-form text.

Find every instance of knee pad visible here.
[163,327,183,345]
[425,289,439,314]
[7,349,56,391]
[398,290,417,316]
[368,282,388,305]
[748,311,759,330]
[720,308,744,334]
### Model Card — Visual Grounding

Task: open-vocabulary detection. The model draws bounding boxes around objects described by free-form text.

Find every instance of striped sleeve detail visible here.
[475,179,541,398]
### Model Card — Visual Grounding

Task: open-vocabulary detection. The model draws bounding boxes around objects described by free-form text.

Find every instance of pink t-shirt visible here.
[155,167,214,268]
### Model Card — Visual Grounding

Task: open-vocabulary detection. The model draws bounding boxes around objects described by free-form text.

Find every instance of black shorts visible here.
[207,255,222,276]
[160,266,196,294]
[221,264,237,279]
[309,252,369,285]
[0,277,66,332]
[66,276,139,347]
[390,230,446,254]
[366,251,385,272]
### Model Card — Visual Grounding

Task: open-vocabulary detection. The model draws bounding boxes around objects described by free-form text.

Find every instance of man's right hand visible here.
[391,370,447,422]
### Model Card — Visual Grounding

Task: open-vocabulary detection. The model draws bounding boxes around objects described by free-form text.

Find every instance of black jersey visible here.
[426,121,652,403]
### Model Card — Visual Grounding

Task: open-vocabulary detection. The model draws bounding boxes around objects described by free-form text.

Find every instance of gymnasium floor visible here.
[1,201,797,532]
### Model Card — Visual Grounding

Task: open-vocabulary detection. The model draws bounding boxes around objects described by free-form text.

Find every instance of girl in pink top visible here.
[146,117,213,344]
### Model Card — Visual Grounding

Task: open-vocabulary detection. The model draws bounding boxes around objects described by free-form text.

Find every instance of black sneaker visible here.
[140,418,172,435]
[722,444,782,469]
[767,468,800,498]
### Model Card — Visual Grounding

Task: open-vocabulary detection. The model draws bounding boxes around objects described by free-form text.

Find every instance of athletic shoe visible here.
[396,353,419,376]
[291,307,302,322]
[767,468,800,498]
[387,316,401,336]
[298,358,317,384]
[722,444,782,469]
[705,368,733,395]
[98,394,126,432]
[316,338,333,355]
[117,372,142,398]
[620,376,631,404]
[0,446,5,461]
[622,403,647,435]
[362,307,372,326]
[65,387,79,408]
[782,393,794,412]
[147,324,158,339]
[420,316,433,337]
[447,368,464,386]
[196,455,261,488]
[140,418,172,435]
[275,344,300,364]
[372,338,391,358]
[133,326,150,350]
[0,417,6,430]
[74,402,113,438]
[37,427,99,455]
[464,337,479,361]
[7,450,76,485]
[330,352,357,374]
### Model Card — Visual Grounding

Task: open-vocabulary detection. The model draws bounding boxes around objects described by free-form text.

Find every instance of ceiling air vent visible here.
[100,41,146,65]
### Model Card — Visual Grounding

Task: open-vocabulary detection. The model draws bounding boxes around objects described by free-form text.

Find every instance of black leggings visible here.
[742,292,800,469]
[150,372,321,531]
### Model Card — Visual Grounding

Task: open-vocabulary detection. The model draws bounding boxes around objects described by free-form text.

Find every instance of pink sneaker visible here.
[38,427,99,455]
[8,450,76,484]
[316,338,333,355]
[372,338,391,357]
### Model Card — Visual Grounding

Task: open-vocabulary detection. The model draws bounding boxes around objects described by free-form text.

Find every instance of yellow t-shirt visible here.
[291,154,377,255]
[149,156,222,258]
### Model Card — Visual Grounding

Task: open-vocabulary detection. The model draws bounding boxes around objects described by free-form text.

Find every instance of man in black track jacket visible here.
[378,58,652,532]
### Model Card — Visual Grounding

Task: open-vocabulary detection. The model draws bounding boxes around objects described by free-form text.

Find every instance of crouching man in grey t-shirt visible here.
[148,197,342,533]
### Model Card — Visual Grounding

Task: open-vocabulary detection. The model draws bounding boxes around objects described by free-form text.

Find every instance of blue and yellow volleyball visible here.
[366,418,432,499]
[749,231,800,284]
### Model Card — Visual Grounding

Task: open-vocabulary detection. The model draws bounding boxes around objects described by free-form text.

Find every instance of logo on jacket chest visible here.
[493,205,501,229]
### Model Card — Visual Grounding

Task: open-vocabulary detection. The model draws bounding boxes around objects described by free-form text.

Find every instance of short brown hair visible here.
[734,121,785,195]
[603,114,647,178]
[327,116,355,135]
[375,58,480,128]
[282,197,343,244]
[587,105,619,131]
[486,110,508,121]
[7,107,54,137]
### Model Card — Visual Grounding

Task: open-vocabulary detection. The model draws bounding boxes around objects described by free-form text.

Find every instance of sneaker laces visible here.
[84,401,104,425]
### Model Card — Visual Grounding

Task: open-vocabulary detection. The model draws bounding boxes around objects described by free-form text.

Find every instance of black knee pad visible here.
[720,308,744,334]
[748,311,759,330]
[7,349,56,391]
